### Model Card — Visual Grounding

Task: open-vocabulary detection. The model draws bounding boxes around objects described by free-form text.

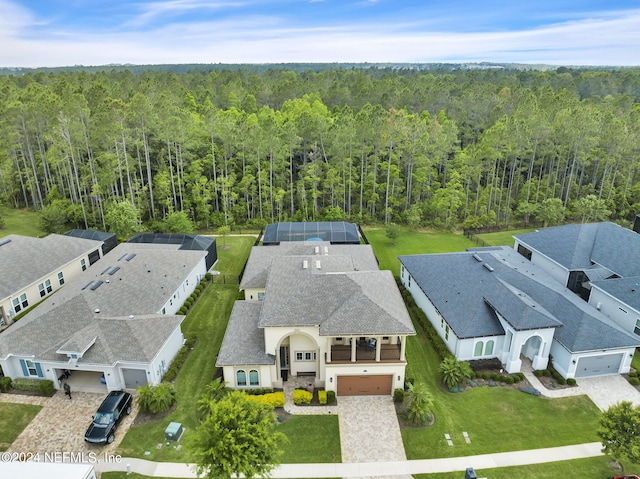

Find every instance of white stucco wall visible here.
[244,288,265,301]
[146,325,185,385]
[515,240,569,286]
[160,258,207,315]
[222,364,273,389]
[589,286,640,336]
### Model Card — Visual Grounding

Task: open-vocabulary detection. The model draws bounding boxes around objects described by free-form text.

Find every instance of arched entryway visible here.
[520,334,548,370]
[276,332,320,383]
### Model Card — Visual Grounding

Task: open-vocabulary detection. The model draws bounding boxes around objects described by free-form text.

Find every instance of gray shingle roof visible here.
[0,242,205,365]
[0,234,103,301]
[591,277,640,312]
[258,256,414,335]
[240,242,379,289]
[400,247,640,352]
[216,301,275,366]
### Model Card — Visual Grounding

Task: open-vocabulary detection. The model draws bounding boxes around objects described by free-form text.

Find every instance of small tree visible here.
[405,381,435,426]
[217,225,231,246]
[38,202,68,234]
[164,210,195,234]
[385,222,401,245]
[105,201,142,241]
[598,401,640,470]
[438,356,472,389]
[196,378,228,421]
[191,390,287,479]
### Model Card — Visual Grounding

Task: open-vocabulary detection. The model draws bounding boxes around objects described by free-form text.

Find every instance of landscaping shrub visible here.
[38,380,55,396]
[629,370,638,378]
[543,369,551,377]
[567,378,577,386]
[185,298,193,308]
[136,382,176,414]
[490,373,500,381]
[630,377,640,386]
[326,390,336,404]
[318,390,327,405]
[12,378,46,392]
[0,376,12,392]
[557,376,566,385]
[505,376,514,385]
[393,388,405,403]
[293,389,312,405]
[244,388,274,395]
[163,337,196,383]
[404,363,415,388]
[533,369,544,377]
[245,392,285,408]
[178,306,188,315]
[205,272,213,281]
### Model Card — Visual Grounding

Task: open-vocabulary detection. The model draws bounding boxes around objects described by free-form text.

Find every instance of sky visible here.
[1,0,640,68]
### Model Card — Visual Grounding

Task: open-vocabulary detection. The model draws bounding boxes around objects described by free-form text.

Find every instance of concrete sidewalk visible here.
[95,442,604,478]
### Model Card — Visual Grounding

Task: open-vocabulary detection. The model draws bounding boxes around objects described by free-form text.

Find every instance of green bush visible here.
[629,370,638,378]
[12,378,46,392]
[505,376,514,385]
[629,377,640,386]
[318,390,327,405]
[205,272,213,281]
[533,369,543,377]
[245,391,285,408]
[136,382,176,414]
[567,378,577,386]
[39,380,55,396]
[481,372,490,380]
[190,293,197,301]
[178,306,188,315]
[163,337,196,383]
[243,388,274,395]
[185,298,193,308]
[404,363,415,387]
[0,376,12,392]
[490,373,500,381]
[326,390,336,404]
[293,389,312,405]
[393,388,405,403]
[543,369,551,377]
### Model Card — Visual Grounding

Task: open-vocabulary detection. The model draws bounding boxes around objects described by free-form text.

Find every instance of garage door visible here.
[122,368,148,389]
[575,354,623,378]
[336,375,392,396]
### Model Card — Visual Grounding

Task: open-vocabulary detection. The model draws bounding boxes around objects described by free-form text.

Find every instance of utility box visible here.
[165,422,183,442]
[464,468,477,479]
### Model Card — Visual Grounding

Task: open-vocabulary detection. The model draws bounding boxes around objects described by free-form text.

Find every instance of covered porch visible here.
[329,337,406,363]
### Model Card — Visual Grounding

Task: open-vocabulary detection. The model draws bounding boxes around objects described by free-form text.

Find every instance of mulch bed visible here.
[132,403,177,426]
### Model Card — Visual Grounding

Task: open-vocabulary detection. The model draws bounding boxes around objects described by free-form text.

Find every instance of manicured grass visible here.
[633,350,640,371]
[0,207,44,237]
[402,326,600,459]
[363,227,475,276]
[278,415,342,463]
[212,235,256,275]
[475,228,536,247]
[0,402,42,451]
[116,236,253,462]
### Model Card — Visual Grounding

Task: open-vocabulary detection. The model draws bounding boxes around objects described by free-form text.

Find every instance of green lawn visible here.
[633,350,640,371]
[0,402,42,451]
[116,236,254,462]
[414,456,640,479]
[475,228,536,247]
[278,415,342,463]
[0,207,44,237]
[365,228,602,459]
[363,227,475,276]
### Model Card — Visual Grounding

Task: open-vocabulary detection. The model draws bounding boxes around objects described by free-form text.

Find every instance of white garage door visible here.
[575,353,623,378]
[122,368,148,388]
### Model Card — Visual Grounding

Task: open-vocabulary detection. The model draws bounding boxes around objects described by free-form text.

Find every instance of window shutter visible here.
[19,359,29,376]
[35,362,44,378]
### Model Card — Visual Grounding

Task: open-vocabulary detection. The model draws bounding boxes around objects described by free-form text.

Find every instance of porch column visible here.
[326,337,331,363]
[351,336,357,362]
[399,336,406,361]
[375,336,381,362]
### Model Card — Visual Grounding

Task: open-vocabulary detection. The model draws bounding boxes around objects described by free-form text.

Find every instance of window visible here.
[474,341,484,357]
[57,272,64,285]
[236,370,247,386]
[38,279,53,297]
[517,244,532,261]
[441,317,444,328]
[257,292,265,301]
[408,275,411,287]
[296,351,316,361]
[401,266,404,278]
[81,258,87,271]
[12,293,28,313]
[635,319,640,336]
[25,360,39,376]
[445,325,450,341]
[485,340,494,355]
[162,307,166,314]
[249,370,259,386]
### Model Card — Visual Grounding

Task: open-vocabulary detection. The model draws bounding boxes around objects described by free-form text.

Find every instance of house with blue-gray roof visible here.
[400,242,640,379]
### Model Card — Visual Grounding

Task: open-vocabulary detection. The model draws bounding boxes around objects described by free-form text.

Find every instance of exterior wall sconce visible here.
[329,377,333,383]
[397,375,401,381]
[572,360,576,364]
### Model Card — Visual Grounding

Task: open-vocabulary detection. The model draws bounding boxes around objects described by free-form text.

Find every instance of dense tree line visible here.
[1,66,640,233]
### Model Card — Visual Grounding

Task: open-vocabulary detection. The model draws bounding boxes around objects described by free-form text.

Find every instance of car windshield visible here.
[94,412,113,425]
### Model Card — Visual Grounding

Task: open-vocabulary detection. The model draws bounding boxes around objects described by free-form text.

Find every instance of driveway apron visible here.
[338,396,411,479]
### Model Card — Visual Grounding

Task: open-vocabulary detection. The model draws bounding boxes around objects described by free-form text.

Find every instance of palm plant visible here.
[196,377,228,421]
[136,382,176,414]
[405,381,435,426]
[438,356,472,389]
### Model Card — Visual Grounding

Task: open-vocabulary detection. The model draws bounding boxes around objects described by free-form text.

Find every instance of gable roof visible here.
[0,234,103,301]
[400,247,640,352]
[0,242,206,365]
[515,222,640,277]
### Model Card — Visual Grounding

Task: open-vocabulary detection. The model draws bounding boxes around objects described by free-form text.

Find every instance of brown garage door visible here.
[336,374,392,396]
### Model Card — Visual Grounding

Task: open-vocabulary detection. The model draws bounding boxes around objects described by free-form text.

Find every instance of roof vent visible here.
[473,253,483,262]
[94,308,100,313]
[483,263,495,272]
[303,260,309,269]
[314,246,320,255]
[324,246,329,255]
[125,253,136,262]
[105,279,110,283]
[128,315,134,319]
[596,302,602,310]
[316,260,321,269]
[90,280,104,290]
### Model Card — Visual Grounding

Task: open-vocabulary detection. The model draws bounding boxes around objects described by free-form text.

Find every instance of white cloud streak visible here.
[1,2,639,67]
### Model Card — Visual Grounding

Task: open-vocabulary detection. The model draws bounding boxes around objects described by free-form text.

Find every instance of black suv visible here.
[84,390,133,444]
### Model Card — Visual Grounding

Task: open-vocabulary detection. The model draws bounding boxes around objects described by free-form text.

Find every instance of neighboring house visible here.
[0,237,215,392]
[514,222,640,337]
[218,241,415,396]
[0,234,104,327]
[399,245,640,379]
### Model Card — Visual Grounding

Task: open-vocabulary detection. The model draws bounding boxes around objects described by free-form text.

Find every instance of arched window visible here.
[236,370,247,386]
[249,370,259,386]
[485,340,494,355]
[474,341,484,357]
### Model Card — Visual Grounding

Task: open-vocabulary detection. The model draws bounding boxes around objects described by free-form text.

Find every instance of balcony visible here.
[330,342,402,363]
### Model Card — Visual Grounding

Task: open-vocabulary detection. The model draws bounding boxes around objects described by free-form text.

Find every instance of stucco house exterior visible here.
[217,242,415,396]
[400,244,639,379]
[0,238,214,392]
[0,234,104,327]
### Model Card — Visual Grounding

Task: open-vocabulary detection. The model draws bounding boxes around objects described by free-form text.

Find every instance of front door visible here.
[279,346,289,380]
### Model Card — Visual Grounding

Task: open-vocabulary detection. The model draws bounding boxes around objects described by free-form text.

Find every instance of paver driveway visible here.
[5,390,137,457]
